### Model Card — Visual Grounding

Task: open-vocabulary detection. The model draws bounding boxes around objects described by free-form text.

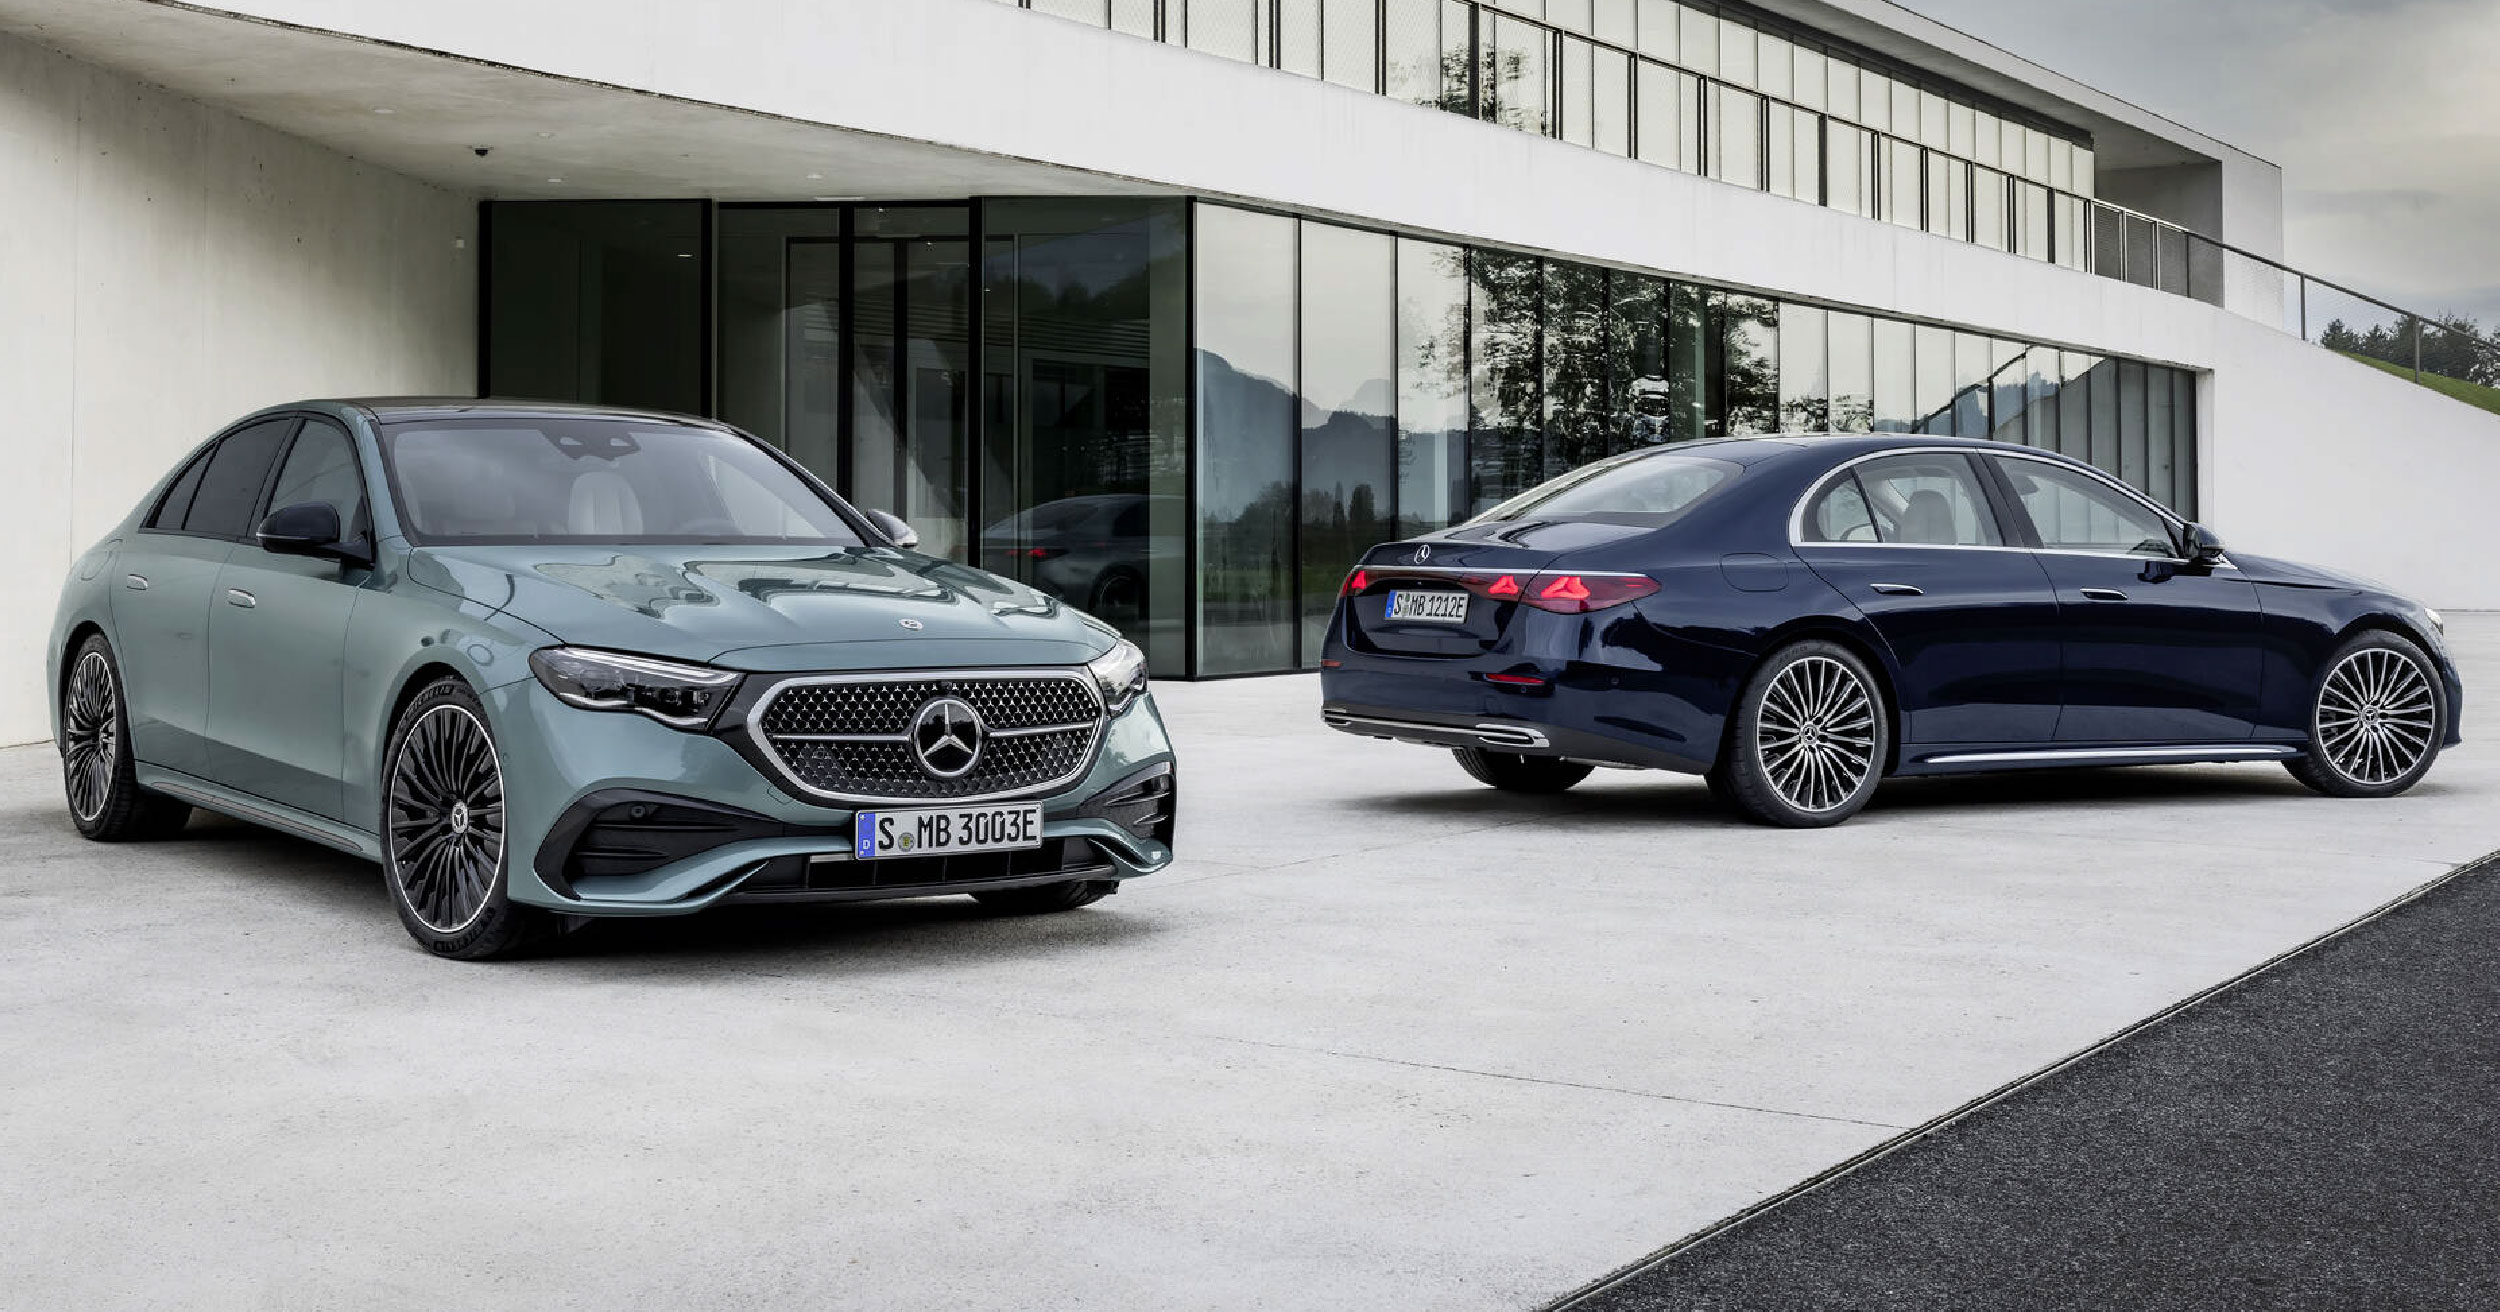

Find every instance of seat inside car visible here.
[1897,488,1958,545]
[567,470,645,537]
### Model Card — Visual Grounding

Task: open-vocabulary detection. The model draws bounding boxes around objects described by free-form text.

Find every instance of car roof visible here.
[319,397,733,428]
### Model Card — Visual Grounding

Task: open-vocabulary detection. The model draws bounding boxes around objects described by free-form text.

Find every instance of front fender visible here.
[46,538,124,749]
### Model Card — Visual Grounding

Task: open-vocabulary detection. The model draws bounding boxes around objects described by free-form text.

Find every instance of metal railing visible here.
[1003,0,2500,399]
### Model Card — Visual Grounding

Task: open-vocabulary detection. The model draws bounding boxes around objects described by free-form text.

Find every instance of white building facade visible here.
[5,0,2495,741]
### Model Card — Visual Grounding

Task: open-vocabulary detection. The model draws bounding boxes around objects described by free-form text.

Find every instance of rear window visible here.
[1470,452,1742,529]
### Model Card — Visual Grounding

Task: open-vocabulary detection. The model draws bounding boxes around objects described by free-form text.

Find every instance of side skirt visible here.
[1900,744,2303,776]
[135,764,384,862]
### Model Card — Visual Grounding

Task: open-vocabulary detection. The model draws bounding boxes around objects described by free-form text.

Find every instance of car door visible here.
[111,418,297,777]
[1793,451,2063,745]
[206,415,373,819]
[1982,453,2266,743]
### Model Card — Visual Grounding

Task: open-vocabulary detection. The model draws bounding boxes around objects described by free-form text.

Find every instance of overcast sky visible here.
[1893,0,2500,327]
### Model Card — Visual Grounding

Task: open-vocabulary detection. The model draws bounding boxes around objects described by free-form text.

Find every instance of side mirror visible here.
[2181,522,2227,567]
[256,501,365,565]
[864,508,919,550]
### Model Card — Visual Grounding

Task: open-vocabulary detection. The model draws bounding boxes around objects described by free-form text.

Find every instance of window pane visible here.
[1915,324,1954,434]
[2117,359,2150,491]
[1948,100,1974,158]
[184,419,296,538]
[1185,0,1261,62]
[1111,0,1156,36]
[149,450,212,531]
[1973,110,2001,169]
[1609,271,1669,451]
[1193,205,1298,675]
[2172,369,2198,516]
[1853,453,2003,546]
[1791,44,1825,111]
[718,207,844,476]
[1871,319,1916,432]
[1546,261,1611,472]
[1825,57,1858,123]
[1636,0,1679,60]
[1479,451,1740,527]
[1858,72,1891,134]
[1827,122,1870,216]
[2086,356,2120,470]
[1991,343,2032,444]
[1324,0,1379,89]
[1547,0,1593,32]
[485,201,704,415]
[268,418,366,530]
[1385,0,1450,106]
[1709,292,1779,437]
[1298,223,1395,667]
[1919,88,1948,149]
[2024,348,2061,450]
[1030,0,1107,24]
[1994,457,2174,555]
[1713,86,1763,189]
[1636,61,1697,172]
[1828,311,1874,433]
[1594,45,1631,155]
[1485,14,1551,136]
[1952,332,1993,438]
[2058,351,2097,461]
[1718,18,1755,87]
[1594,0,1635,45]
[2147,364,2177,509]
[1884,138,1923,229]
[1679,4,1716,76]
[1560,35,1597,147]
[851,227,974,560]
[1279,0,1321,77]
[1803,474,1878,543]
[1973,167,2007,251]
[1469,250,1545,511]
[979,198,1188,670]
[1778,303,1829,432]
[1664,282,1708,443]
[1755,32,1791,100]
[1397,239,1470,536]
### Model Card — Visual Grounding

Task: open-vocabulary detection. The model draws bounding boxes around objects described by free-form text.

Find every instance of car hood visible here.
[2230,551,2396,595]
[407,544,1119,670]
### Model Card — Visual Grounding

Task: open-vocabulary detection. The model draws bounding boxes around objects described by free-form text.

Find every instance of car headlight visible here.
[1088,639,1148,714]
[528,647,742,730]
[2426,607,2446,635]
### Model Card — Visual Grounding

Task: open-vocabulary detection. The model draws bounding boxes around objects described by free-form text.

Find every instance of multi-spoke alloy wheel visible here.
[388,703,507,936]
[1718,640,1891,828]
[62,650,118,825]
[58,635,191,842]
[382,678,551,959]
[2289,633,2446,799]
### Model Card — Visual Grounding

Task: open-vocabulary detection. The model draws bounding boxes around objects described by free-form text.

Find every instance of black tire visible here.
[1452,748,1595,794]
[1087,568,1147,628]
[2284,630,2447,799]
[1717,640,1891,829]
[59,635,192,841]
[380,678,554,960]
[973,879,1116,915]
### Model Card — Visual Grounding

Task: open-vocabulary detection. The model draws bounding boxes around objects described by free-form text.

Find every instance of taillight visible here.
[1519,573,1660,614]
[1341,568,1371,597]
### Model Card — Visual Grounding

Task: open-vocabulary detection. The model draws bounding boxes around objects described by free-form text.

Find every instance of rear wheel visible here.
[59,635,192,841]
[973,880,1115,915]
[1717,640,1889,828]
[381,678,553,960]
[1453,748,1594,795]
[2285,631,2445,799]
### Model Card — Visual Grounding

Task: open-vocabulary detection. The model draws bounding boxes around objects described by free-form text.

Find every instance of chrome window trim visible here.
[1788,444,2197,561]
[745,667,1108,807]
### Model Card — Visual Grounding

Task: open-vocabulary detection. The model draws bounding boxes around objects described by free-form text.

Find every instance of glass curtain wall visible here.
[1193,206,1300,676]
[486,201,705,415]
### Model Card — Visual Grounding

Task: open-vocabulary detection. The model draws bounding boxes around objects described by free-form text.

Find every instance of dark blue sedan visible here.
[1319,436,2462,827]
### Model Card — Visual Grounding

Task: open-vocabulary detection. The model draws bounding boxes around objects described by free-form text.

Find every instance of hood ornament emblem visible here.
[910,697,985,779]
[898,618,924,631]
[1412,545,1432,564]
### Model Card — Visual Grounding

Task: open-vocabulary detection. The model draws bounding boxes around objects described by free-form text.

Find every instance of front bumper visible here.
[486,678,1178,917]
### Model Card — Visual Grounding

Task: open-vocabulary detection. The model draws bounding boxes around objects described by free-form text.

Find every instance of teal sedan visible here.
[47,401,1178,959]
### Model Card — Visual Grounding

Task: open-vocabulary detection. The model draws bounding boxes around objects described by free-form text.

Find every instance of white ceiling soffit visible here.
[0,0,1155,201]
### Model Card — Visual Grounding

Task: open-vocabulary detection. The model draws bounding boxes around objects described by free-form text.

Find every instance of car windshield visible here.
[380,418,865,546]
[1470,451,1742,528]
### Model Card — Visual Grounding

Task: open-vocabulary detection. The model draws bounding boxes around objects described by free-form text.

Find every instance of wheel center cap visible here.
[449,801,471,836]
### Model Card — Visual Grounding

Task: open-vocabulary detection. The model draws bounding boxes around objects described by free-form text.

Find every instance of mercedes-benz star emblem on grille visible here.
[1412,545,1432,564]
[910,697,985,779]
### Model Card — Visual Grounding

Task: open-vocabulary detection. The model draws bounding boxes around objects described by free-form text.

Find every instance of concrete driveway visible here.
[3,617,2493,1311]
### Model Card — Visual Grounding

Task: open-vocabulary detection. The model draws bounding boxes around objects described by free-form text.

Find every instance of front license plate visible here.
[853,804,1045,861]
[1386,590,1471,624]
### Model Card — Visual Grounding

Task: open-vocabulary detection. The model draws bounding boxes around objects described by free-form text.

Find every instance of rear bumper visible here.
[1317,659,1730,775]
[1320,701,1707,772]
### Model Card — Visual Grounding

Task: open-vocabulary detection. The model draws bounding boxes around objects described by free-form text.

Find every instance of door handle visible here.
[2080,587,2129,602]
[124,574,150,591]
[1869,583,1923,597]
[225,588,258,609]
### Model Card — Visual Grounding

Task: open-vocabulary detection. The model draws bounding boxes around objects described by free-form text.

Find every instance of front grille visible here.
[748,670,1104,803]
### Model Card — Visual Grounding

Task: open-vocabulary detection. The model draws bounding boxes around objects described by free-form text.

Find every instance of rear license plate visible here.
[853,804,1045,861]
[1385,590,1471,624]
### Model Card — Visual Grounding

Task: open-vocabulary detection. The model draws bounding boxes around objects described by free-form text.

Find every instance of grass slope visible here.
[2339,351,2500,417]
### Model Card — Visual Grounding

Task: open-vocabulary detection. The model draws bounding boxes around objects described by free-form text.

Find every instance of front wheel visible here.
[2284,631,2446,799]
[1716,640,1890,828]
[1453,748,1594,794]
[381,678,553,960]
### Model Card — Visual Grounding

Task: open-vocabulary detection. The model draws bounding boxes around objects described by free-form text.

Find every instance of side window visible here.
[265,419,367,535]
[180,418,298,539]
[1850,453,2004,547]
[1991,457,2176,557]
[147,451,214,531]
[1802,474,1880,543]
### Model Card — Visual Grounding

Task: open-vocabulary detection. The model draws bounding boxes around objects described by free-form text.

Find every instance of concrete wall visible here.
[0,31,475,743]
